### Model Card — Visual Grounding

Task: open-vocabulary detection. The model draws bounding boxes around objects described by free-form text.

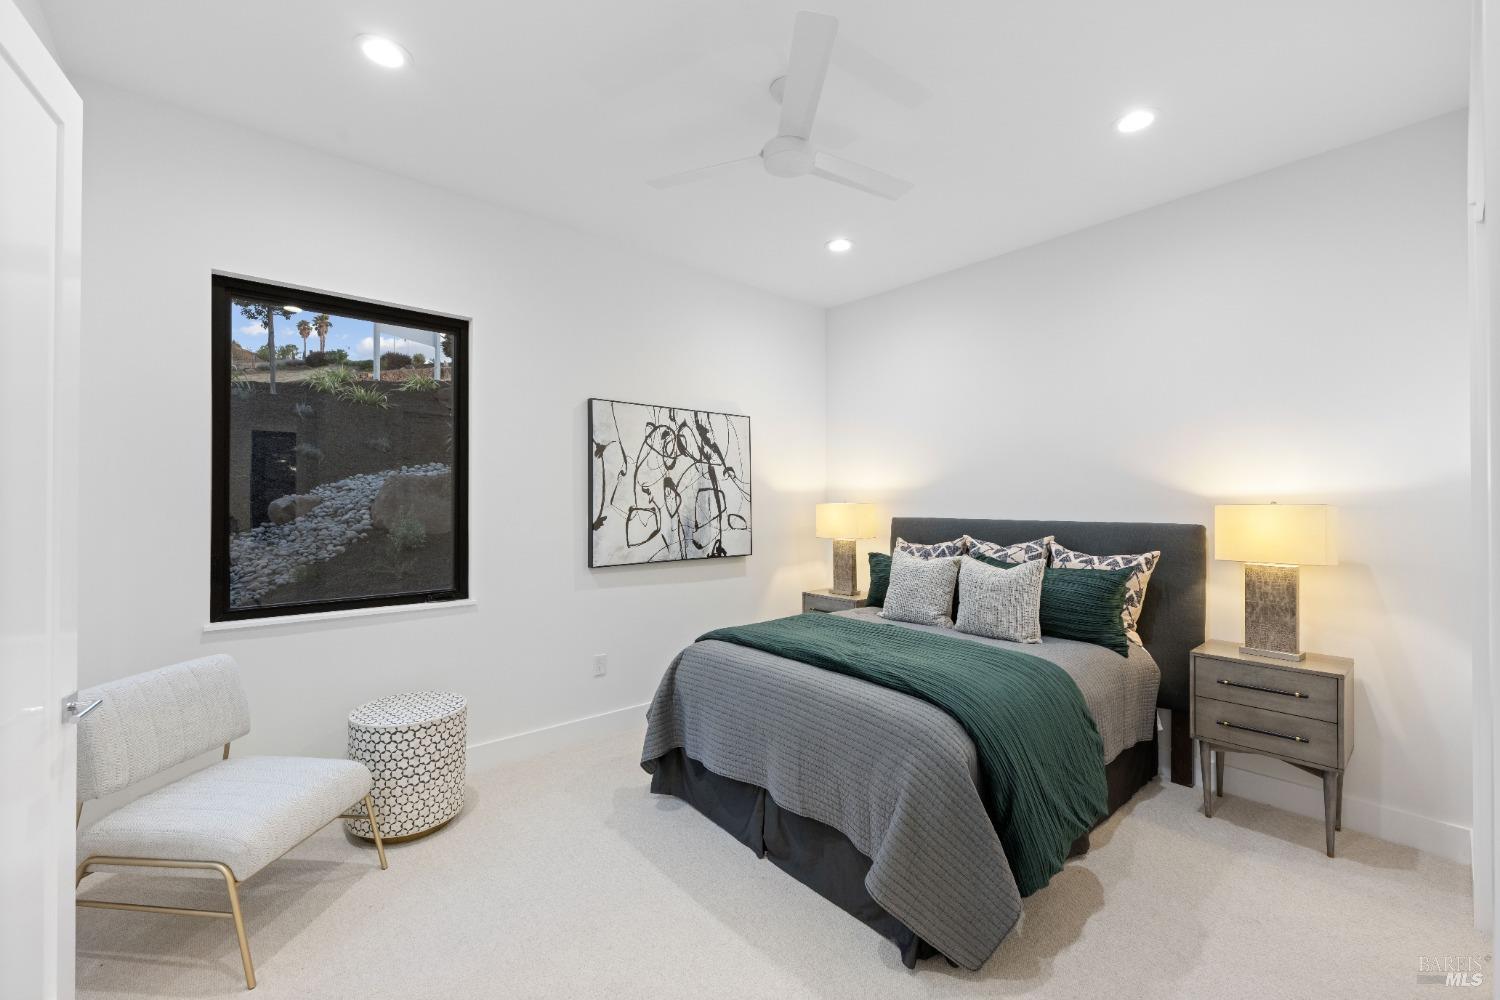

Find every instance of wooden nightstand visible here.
[1190,640,1354,857]
[802,589,868,613]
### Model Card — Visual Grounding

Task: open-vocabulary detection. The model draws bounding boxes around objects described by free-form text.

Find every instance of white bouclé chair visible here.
[74,655,388,990]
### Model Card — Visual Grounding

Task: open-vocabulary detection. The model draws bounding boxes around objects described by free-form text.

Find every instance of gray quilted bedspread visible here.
[639,606,1159,971]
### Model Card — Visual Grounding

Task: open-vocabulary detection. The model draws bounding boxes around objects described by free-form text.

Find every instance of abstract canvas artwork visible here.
[588,398,752,567]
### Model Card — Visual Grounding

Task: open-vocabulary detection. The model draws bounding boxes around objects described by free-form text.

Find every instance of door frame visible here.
[1471,0,1499,947]
[0,0,83,996]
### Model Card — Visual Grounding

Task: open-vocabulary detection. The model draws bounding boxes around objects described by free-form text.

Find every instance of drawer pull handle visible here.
[1217,719,1308,743]
[1218,678,1306,699]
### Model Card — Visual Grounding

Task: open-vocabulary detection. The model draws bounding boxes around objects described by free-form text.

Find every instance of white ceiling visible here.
[43,0,1468,306]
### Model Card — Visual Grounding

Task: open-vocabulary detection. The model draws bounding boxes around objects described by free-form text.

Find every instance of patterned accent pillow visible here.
[1046,541,1161,645]
[894,536,968,559]
[879,551,961,628]
[963,534,1052,565]
[955,556,1044,643]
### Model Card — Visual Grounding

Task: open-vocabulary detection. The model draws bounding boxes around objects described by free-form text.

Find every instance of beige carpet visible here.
[77,726,1486,999]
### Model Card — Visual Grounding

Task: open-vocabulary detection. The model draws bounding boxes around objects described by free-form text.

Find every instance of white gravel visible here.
[228,462,448,606]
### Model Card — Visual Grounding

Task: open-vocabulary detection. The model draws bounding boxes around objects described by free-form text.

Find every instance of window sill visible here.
[203,598,477,634]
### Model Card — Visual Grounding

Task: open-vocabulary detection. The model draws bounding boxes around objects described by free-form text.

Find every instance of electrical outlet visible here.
[593,653,607,677]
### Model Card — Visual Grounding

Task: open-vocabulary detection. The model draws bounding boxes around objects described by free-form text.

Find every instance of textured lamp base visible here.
[831,539,857,596]
[1242,562,1304,661]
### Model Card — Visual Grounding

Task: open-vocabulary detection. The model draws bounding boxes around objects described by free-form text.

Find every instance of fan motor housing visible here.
[761,136,814,178]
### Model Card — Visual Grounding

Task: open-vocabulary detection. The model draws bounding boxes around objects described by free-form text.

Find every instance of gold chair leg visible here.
[218,867,256,990]
[363,794,389,870]
[76,857,256,990]
[77,795,380,991]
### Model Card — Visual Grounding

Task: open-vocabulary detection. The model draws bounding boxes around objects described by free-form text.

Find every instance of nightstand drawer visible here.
[1194,697,1339,768]
[1195,655,1338,723]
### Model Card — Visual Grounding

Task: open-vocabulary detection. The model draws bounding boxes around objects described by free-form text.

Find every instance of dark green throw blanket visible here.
[698,612,1107,896]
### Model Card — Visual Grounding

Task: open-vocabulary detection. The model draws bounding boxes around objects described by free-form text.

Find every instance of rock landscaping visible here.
[229,462,448,606]
[267,493,323,525]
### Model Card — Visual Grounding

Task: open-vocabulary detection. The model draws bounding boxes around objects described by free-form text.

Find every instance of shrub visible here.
[386,514,428,574]
[337,384,390,409]
[380,351,413,370]
[389,515,428,551]
[412,353,426,367]
[305,365,357,395]
[303,349,349,367]
[399,373,440,392]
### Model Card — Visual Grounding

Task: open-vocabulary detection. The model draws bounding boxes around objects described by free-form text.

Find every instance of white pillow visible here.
[879,551,961,628]
[955,556,1044,643]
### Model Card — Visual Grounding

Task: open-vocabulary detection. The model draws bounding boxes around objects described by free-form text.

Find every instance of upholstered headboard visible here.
[889,517,1206,714]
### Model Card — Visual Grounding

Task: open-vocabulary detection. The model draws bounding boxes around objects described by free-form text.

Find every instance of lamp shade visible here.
[1214,504,1337,566]
[815,502,876,540]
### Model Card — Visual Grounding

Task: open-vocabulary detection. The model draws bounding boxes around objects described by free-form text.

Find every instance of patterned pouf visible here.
[346,691,467,841]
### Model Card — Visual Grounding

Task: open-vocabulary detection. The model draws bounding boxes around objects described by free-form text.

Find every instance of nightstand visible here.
[802,589,868,613]
[1190,640,1354,857]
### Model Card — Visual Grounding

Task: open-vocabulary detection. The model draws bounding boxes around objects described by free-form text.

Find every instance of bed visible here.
[640,517,1206,970]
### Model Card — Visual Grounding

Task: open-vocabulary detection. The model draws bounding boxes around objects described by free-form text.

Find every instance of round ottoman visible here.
[346,691,467,842]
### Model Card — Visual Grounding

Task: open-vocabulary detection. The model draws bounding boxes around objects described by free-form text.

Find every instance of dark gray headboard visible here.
[889,517,1206,713]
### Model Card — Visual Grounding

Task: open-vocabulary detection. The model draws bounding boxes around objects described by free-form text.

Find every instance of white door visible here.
[0,1,82,998]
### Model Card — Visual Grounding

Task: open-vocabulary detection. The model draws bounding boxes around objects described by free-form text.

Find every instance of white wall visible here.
[827,113,1472,860]
[76,84,828,768]
[76,82,1473,862]
[10,0,56,59]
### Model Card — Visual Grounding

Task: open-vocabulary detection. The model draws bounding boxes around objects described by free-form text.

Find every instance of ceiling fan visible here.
[647,11,913,201]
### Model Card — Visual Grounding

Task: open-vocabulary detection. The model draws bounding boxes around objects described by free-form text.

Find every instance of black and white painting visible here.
[588,398,751,567]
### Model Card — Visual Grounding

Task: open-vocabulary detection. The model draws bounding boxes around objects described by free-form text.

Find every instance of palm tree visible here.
[297,319,313,358]
[313,313,331,354]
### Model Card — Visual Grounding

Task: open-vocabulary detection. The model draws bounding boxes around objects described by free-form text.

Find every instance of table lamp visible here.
[815,502,876,597]
[1213,503,1337,661]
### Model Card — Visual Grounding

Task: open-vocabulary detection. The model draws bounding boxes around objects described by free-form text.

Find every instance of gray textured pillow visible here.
[955,556,1044,643]
[879,551,960,627]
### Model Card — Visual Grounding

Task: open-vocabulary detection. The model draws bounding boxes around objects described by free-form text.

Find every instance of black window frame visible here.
[210,273,469,622]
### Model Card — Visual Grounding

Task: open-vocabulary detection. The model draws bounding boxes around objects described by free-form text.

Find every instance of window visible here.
[211,275,467,621]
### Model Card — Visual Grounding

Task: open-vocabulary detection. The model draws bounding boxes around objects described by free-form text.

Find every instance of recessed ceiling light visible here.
[826,237,853,254]
[358,35,409,69]
[283,305,302,313]
[1115,108,1156,134]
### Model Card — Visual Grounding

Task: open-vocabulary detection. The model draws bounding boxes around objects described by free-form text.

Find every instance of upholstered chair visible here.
[74,654,388,990]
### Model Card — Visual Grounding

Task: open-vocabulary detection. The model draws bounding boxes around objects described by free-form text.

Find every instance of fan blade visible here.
[778,11,838,140]
[810,151,912,200]
[647,156,760,190]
